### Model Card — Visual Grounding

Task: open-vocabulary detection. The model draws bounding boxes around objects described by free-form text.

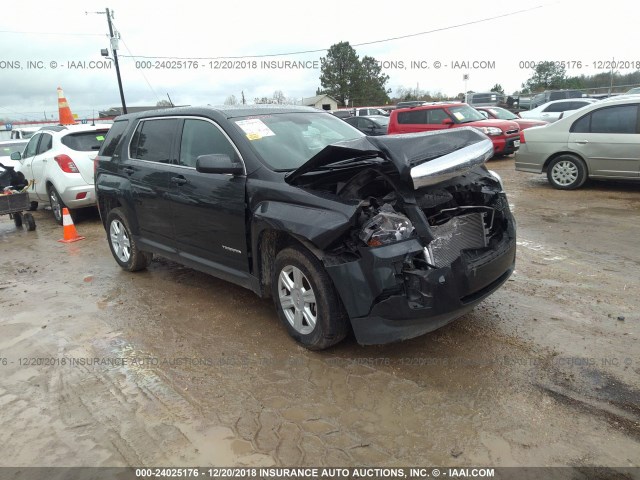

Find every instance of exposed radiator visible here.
[427,212,488,268]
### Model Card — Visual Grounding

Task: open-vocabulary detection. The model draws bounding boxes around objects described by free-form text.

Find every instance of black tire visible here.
[547,155,588,190]
[105,208,152,272]
[13,212,22,228]
[272,245,349,350]
[48,185,67,225]
[28,201,38,211]
[23,213,36,231]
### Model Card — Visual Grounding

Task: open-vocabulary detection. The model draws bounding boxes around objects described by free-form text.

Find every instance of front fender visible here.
[251,201,356,251]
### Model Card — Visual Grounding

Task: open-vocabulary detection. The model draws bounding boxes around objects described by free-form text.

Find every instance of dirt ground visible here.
[0,157,638,469]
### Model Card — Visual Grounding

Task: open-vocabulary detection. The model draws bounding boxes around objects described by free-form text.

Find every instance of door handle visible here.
[171,176,187,186]
[575,140,589,144]
[123,167,135,175]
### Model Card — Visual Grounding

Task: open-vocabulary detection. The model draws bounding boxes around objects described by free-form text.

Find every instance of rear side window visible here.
[99,121,129,157]
[397,109,428,124]
[571,105,638,134]
[62,130,109,151]
[591,105,638,133]
[542,103,567,113]
[179,119,238,168]
[130,119,179,163]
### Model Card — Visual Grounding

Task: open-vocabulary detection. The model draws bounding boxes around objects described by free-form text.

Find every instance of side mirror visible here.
[10,152,21,160]
[441,118,454,126]
[196,154,243,175]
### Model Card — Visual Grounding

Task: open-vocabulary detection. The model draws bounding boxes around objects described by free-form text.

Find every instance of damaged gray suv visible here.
[95,105,516,349]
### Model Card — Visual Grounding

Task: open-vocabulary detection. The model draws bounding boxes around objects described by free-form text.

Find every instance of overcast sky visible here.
[0,0,637,121]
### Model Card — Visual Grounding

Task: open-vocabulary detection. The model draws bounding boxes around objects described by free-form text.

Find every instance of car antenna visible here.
[167,93,174,107]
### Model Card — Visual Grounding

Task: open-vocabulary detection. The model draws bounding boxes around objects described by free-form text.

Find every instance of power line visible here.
[0,29,104,36]
[118,4,552,60]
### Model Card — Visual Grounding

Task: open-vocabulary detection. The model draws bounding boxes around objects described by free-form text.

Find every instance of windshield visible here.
[448,105,486,123]
[485,107,518,120]
[234,112,363,170]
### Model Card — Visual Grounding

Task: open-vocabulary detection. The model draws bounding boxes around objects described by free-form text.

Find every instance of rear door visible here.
[168,117,249,274]
[569,104,640,178]
[121,118,180,247]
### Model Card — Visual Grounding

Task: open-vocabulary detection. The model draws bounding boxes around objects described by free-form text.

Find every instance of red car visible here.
[388,103,520,156]
[475,106,548,130]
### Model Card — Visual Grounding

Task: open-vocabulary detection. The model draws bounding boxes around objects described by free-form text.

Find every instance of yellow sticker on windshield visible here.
[453,112,464,121]
[236,118,275,141]
[96,135,105,141]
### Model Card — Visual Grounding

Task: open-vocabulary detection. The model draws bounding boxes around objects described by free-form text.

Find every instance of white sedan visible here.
[519,98,597,123]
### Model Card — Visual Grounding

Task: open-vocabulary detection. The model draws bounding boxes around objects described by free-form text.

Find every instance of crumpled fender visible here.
[251,201,356,250]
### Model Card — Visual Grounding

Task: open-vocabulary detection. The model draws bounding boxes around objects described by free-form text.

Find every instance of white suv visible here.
[12,124,111,224]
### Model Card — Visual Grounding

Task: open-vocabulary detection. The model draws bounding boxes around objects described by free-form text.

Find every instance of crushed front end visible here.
[290,128,516,345]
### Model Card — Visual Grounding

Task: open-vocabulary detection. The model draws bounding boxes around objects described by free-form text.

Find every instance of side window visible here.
[100,120,129,157]
[571,114,591,133]
[179,119,238,168]
[23,134,40,159]
[130,119,178,163]
[36,133,52,154]
[590,105,638,134]
[397,110,428,124]
[427,109,450,124]
[571,101,591,110]
[543,103,564,113]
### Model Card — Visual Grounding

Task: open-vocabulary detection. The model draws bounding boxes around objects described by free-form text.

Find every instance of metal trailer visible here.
[0,191,36,231]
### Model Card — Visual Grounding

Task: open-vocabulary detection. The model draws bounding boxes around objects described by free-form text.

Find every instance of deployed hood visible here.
[285,127,493,189]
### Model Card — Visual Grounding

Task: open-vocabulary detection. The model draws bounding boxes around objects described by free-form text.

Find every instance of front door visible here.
[168,117,249,274]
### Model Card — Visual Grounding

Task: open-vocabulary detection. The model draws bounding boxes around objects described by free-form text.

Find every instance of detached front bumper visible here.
[325,230,516,345]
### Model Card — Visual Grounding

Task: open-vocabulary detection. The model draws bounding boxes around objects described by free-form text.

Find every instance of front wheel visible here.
[547,155,588,190]
[272,245,349,350]
[106,208,152,272]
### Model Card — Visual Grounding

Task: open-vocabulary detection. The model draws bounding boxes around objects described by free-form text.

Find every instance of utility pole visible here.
[105,8,127,114]
[90,8,127,114]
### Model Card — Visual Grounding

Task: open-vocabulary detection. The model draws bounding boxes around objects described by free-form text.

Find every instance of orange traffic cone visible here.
[58,208,85,243]
[57,87,77,125]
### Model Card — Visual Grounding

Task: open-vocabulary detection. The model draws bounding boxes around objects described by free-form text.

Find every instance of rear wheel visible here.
[28,201,38,211]
[272,245,349,350]
[48,185,66,225]
[13,212,22,228]
[547,155,588,190]
[106,208,152,272]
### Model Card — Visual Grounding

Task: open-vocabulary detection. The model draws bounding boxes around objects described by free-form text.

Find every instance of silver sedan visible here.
[515,97,640,189]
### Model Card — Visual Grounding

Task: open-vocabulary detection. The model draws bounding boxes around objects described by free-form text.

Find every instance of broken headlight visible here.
[359,209,415,247]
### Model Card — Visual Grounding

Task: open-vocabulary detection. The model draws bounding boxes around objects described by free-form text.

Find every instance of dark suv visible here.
[95,105,516,349]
